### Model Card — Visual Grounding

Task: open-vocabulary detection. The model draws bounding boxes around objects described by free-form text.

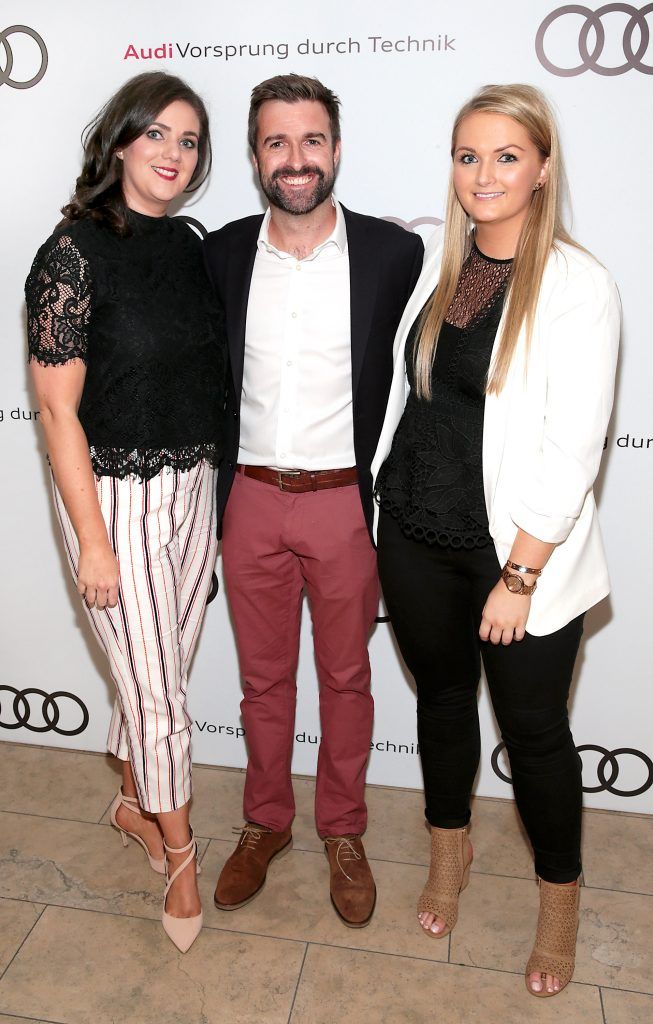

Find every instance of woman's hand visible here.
[77,542,120,609]
[479,578,530,645]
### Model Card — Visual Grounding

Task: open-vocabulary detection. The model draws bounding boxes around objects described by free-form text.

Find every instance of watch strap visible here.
[501,565,538,596]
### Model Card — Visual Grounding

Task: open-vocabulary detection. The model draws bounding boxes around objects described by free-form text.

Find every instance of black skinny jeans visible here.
[378,510,584,883]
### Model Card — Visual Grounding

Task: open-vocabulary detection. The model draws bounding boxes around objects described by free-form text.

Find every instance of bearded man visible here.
[204,74,423,927]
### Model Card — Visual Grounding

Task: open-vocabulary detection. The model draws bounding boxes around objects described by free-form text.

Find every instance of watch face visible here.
[505,573,523,593]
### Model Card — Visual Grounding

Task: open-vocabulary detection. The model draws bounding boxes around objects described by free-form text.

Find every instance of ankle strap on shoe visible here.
[163,829,196,857]
[163,832,198,893]
[118,788,149,817]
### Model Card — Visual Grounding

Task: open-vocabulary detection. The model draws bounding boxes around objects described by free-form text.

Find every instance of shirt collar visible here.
[257,197,347,261]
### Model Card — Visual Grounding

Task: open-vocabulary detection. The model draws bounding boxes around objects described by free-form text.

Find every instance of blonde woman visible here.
[372,84,620,996]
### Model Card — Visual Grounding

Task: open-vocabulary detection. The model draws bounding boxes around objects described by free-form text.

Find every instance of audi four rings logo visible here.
[383,216,444,232]
[536,4,653,75]
[492,741,653,796]
[0,25,48,89]
[0,687,89,736]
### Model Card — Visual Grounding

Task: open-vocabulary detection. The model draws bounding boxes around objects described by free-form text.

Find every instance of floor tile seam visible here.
[4,742,652,818]
[204,841,547,886]
[97,794,115,824]
[0,902,47,984]
[95,828,627,889]
[598,984,653,997]
[0,897,47,910]
[286,940,609,988]
[0,899,307,948]
[598,985,607,1024]
[0,808,107,825]
[286,943,309,1024]
[1,899,651,998]
[0,1015,64,1024]
[0,1013,64,1024]
[183,837,653,893]
[7,815,652,894]
[4,815,648,893]
[282,944,644,998]
[581,883,653,897]
[0,811,234,850]
[199,837,541,881]
[198,841,212,868]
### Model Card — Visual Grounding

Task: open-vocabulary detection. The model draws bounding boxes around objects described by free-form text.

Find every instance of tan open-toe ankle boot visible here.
[109,788,165,874]
[526,878,580,997]
[417,824,473,938]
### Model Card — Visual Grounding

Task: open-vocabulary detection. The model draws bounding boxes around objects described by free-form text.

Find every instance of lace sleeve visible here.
[25,233,92,366]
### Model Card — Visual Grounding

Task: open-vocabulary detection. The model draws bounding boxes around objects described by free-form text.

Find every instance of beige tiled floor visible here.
[0,742,651,1024]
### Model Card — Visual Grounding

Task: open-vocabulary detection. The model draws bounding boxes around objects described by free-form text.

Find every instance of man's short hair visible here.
[248,73,341,153]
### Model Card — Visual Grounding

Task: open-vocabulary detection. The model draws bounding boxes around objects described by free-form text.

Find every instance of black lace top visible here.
[25,211,227,480]
[376,244,512,548]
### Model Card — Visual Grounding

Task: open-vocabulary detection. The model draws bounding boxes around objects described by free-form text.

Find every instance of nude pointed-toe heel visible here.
[109,788,166,874]
[162,833,203,953]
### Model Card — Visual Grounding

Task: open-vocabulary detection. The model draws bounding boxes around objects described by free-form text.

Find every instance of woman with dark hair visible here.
[372,84,620,996]
[25,71,226,952]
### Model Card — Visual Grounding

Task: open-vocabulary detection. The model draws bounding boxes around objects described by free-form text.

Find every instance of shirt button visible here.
[295,264,301,271]
[291,311,297,318]
[280,452,286,458]
[286,360,292,366]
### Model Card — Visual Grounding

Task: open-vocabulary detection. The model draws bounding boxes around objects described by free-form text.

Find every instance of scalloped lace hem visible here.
[89,444,221,481]
[29,350,88,368]
[377,495,491,549]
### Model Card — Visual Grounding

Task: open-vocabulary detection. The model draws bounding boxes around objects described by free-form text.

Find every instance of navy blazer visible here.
[204,205,424,539]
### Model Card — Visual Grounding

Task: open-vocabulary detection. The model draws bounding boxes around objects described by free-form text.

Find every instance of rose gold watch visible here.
[501,564,538,596]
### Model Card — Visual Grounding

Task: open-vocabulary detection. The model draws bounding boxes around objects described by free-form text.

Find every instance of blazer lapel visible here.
[482,253,555,522]
[343,207,379,399]
[226,218,261,396]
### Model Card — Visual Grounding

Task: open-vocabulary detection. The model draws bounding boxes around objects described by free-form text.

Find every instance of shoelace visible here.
[233,823,270,851]
[325,836,361,882]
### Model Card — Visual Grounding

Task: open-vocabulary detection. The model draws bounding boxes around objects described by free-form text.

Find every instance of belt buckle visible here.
[277,469,301,491]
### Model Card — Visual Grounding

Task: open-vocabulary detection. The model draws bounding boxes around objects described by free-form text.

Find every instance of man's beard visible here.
[259,163,335,215]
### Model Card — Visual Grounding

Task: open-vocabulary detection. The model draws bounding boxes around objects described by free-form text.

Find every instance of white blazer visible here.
[371,226,621,636]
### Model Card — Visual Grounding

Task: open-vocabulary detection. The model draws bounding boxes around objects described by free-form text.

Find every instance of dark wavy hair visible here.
[60,72,211,235]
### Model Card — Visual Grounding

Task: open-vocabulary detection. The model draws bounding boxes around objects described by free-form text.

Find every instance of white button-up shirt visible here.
[238,199,355,470]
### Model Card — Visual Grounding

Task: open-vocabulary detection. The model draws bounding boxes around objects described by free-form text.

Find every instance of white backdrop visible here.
[1,0,651,812]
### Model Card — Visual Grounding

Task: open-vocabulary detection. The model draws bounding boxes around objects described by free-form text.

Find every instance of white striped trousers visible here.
[53,462,217,813]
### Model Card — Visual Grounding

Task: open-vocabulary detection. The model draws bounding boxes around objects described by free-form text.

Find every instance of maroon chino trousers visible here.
[222,471,379,837]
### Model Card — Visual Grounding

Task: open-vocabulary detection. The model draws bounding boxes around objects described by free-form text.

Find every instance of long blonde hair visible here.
[414,84,579,398]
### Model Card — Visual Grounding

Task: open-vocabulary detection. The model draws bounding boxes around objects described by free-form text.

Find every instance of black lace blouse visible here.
[25,211,227,480]
[376,244,512,548]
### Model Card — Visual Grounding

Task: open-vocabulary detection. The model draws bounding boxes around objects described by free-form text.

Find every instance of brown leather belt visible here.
[237,464,358,493]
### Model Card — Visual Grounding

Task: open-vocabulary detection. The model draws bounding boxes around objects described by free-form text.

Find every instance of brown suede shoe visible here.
[325,835,376,928]
[214,823,292,910]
